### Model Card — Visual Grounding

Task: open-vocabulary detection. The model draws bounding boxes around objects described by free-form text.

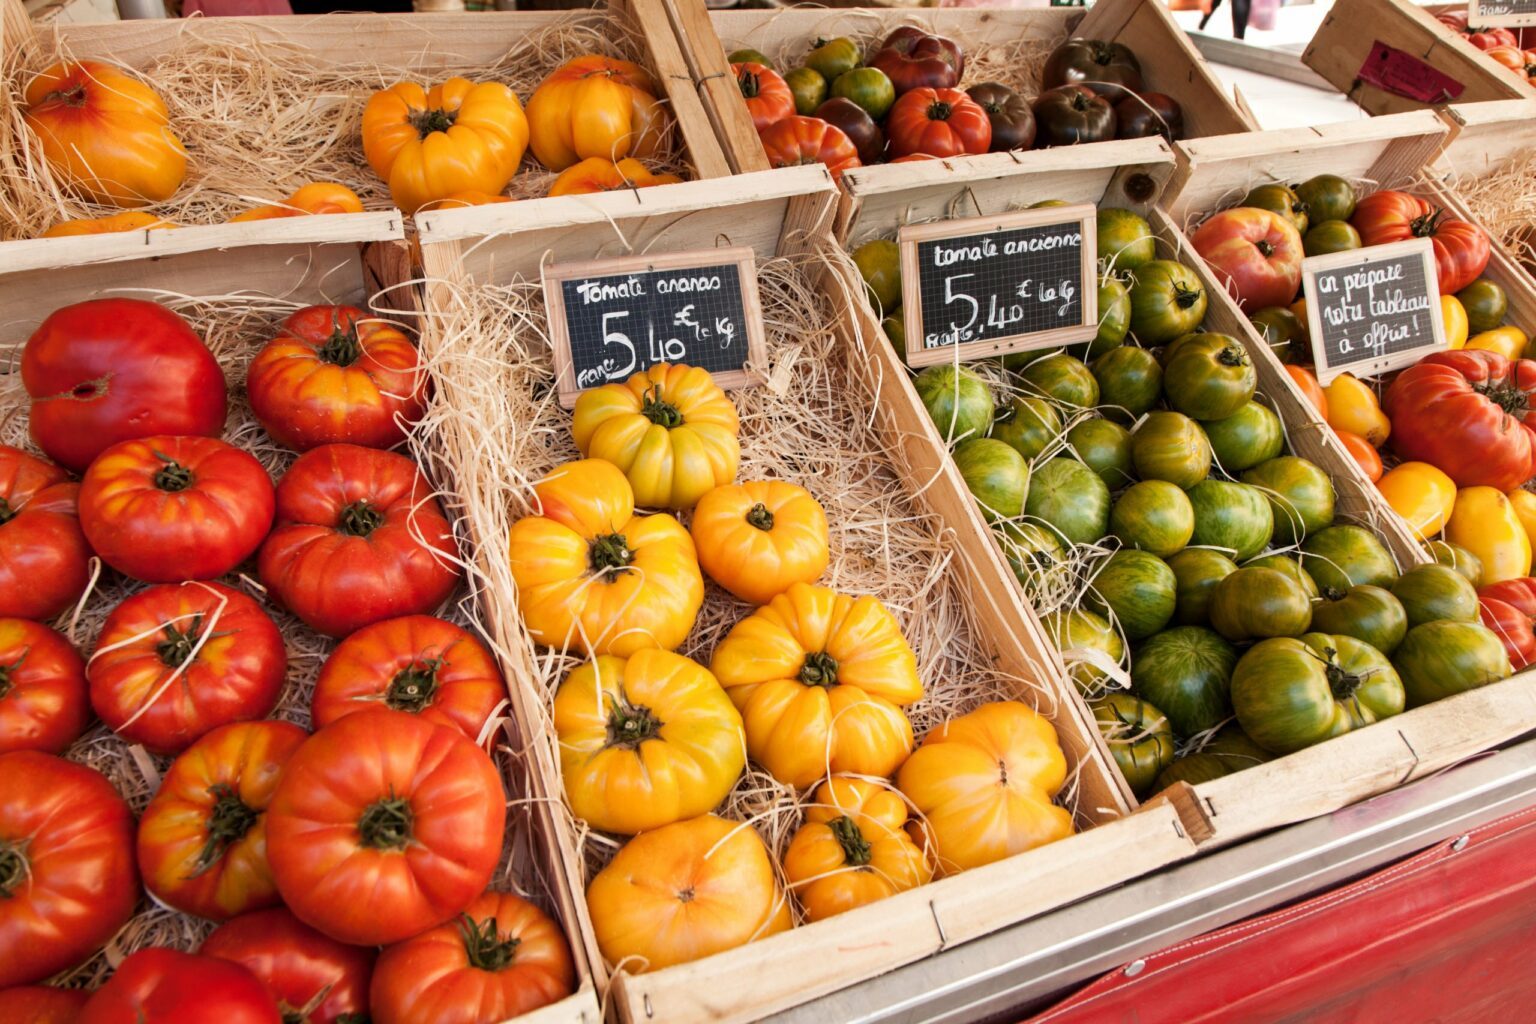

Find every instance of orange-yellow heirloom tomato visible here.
[586,814,790,971]
[1323,372,1390,448]
[1446,486,1533,585]
[362,78,528,214]
[228,183,364,222]
[1377,462,1456,541]
[897,701,1073,874]
[23,60,187,207]
[572,362,740,511]
[554,650,744,834]
[526,56,668,172]
[710,582,922,789]
[782,777,932,922]
[137,719,306,921]
[547,157,681,197]
[41,211,175,237]
[690,480,830,605]
[509,459,702,656]
[418,190,513,211]
[1509,488,1536,555]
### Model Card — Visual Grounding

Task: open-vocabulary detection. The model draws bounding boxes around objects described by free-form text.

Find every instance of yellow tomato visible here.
[1323,372,1390,448]
[1376,462,1457,541]
[228,183,364,222]
[527,56,668,172]
[689,480,829,605]
[1508,488,1536,556]
[1466,326,1528,363]
[547,157,682,197]
[1441,294,1468,350]
[1445,486,1532,585]
[41,211,175,237]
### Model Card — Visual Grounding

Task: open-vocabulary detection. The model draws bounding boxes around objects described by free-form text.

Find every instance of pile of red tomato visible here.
[0,299,576,1023]
[1436,9,1536,86]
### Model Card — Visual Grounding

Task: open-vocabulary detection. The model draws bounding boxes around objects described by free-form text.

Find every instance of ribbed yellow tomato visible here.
[1508,488,1536,557]
[227,183,364,222]
[509,459,702,656]
[362,78,528,214]
[527,56,668,172]
[710,582,921,789]
[782,777,932,922]
[547,157,681,197]
[1323,372,1390,448]
[1445,486,1532,585]
[554,650,745,835]
[1377,462,1457,541]
[690,480,829,605]
[1441,294,1468,350]
[897,701,1073,874]
[1466,326,1528,363]
[572,363,740,511]
[586,814,790,971]
[24,61,187,207]
[40,211,175,237]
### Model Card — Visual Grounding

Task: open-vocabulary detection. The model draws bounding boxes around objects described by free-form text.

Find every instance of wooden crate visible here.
[0,0,727,251]
[662,0,1254,177]
[0,225,603,1024]
[1436,98,1536,280]
[413,166,1206,1024]
[1302,0,1532,117]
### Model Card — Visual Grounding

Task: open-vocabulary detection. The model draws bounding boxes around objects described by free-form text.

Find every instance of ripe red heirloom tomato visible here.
[203,907,377,1024]
[138,720,307,921]
[1190,207,1305,311]
[0,445,92,621]
[0,752,138,988]
[887,87,991,158]
[1350,190,1491,295]
[258,445,461,638]
[88,581,286,755]
[733,62,795,132]
[1480,595,1536,670]
[370,891,576,1024]
[312,614,504,743]
[0,986,90,1024]
[78,948,280,1024]
[266,709,506,946]
[78,435,275,584]
[868,27,964,94]
[758,116,862,181]
[22,298,226,474]
[247,305,428,452]
[0,618,88,755]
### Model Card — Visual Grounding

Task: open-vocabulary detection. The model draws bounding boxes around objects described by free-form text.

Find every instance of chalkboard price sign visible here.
[1301,237,1447,384]
[542,247,767,407]
[897,205,1099,368]
[1468,0,1536,27]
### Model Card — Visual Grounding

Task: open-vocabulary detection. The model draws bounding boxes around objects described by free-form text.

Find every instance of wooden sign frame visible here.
[1467,0,1536,28]
[1302,237,1446,384]
[542,246,767,407]
[897,204,1099,368]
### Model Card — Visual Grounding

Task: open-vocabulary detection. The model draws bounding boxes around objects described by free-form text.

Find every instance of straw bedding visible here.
[1448,153,1536,267]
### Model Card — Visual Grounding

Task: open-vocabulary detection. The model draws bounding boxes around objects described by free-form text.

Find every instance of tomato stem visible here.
[799,651,839,687]
[1410,207,1445,238]
[1217,346,1248,368]
[317,321,363,367]
[194,783,259,875]
[746,502,775,531]
[738,70,763,99]
[0,497,14,527]
[0,839,24,898]
[387,658,443,713]
[927,100,954,122]
[409,107,458,139]
[641,388,684,428]
[829,814,873,868]
[1174,284,1202,310]
[588,533,634,577]
[1478,381,1532,419]
[605,693,662,748]
[458,913,522,972]
[45,83,88,107]
[358,795,414,850]
[157,616,205,668]
[339,501,385,538]
[1256,240,1274,258]
[153,458,194,493]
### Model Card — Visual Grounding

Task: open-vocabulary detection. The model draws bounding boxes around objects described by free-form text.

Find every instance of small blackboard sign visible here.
[1468,0,1536,27]
[542,247,767,407]
[897,205,1099,368]
[1301,237,1447,384]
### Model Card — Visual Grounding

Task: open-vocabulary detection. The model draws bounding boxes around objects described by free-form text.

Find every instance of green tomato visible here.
[913,364,993,442]
[1162,333,1257,421]
[1152,752,1242,792]
[1394,620,1513,707]
[1128,260,1208,345]
[1457,278,1508,335]
[1244,553,1319,599]
[1066,418,1134,489]
[1243,183,1308,234]
[1026,458,1111,547]
[1092,693,1176,798]
[1084,277,1132,358]
[1299,524,1399,593]
[1087,548,1177,641]
[1098,208,1156,272]
[1187,480,1274,562]
[1132,625,1237,738]
[1426,540,1484,589]
[1303,219,1361,257]
[1209,566,1313,643]
[1203,401,1283,473]
[1232,633,1403,755]
[784,66,827,116]
[1390,563,1479,628]
[830,67,895,120]
[1308,583,1407,655]
[1091,344,1162,422]
[953,437,1029,521]
[1249,305,1305,363]
[729,48,773,68]
[1019,353,1099,408]
[852,238,901,314]
[804,37,860,81]
[1131,411,1212,489]
[1111,480,1194,558]
[1294,173,1357,223]
[1167,548,1238,626]
[882,307,906,359]
[997,520,1074,605]
[1042,608,1124,695]
[1241,455,1334,545]
[989,396,1061,461]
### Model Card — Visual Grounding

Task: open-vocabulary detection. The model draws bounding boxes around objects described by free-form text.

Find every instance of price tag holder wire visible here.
[542,246,768,408]
[897,204,1099,369]
[1467,0,1536,28]
[1301,236,1446,384]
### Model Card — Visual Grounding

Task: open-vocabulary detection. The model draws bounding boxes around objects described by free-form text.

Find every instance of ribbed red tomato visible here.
[758,115,862,181]
[1350,190,1491,295]
[0,986,90,1023]
[1383,349,1536,491]
[203,907,377,1024]
[22,298,226,474]
[1190,206,1305,311]
[0,445,91,621]
[77,948,280,1024]
[88,581,286,755]
[0,618,88,755]
[78,435,274,584]
[257,445,461,638]
[734,62,795,132]
[247,305,428,452]
[369,891,575,1024]
[312,615,504,744]
[266,709,506,946]
[1481,576,1536,615]
[887,87,991,158]
[1480,595,1536,670]
[137,720,307,921]
[0,752,138,988]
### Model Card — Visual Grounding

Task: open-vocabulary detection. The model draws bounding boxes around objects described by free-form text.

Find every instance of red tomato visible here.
[1190,207,1305,311]
[1479,596,1536,670]
[1350,190,1491,295]
[0,986,90,1023]
[1383,349,1536,492]
[0,619,88,755]
[370,891,575,1024]
[1468,27,1520,49]
[77,948,279,1024]
[1482,43,1528,69]
[266,709,506,945]
[78,436,274,584]
[868,27,964,95]
[0,752,138,987]
[757,116,862,182]
[1285,365,1329,419]
[1335,429,1384,483]
[202,907,376,1024]
[1480,576,1536,618]
[22,299,226,474]
[312,615,504,743]
[88,581,286,755]
[137,720,307,921]
[733,63,795,133]
[886,87,991,158]
[247,305,428,453]
[0,446,92,620]
[257,445,461,638]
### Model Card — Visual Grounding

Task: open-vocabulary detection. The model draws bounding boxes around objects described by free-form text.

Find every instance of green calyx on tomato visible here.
[340,500,386,538]
[604,693,662,748]
[588,533,635,576]
[358,795,415,850]
[829,815,874,867]
[156,616,207,668]
[153,458,194,493]
[196,783,259,874]
[459,913,524,971]
[318,322,363,367]
[1092,693,1175,798]
[800,650,839,687]
[0,497,13,526]
[388,658,445,713]
[0,838,24,898]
